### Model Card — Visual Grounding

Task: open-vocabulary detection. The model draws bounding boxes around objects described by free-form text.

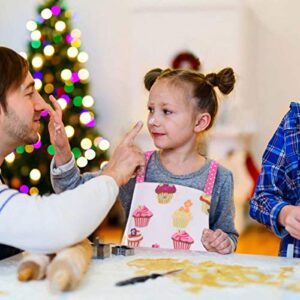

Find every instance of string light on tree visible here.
[80,111,94,125]
[55,20,66,32]
[31,30,42,41]
[25,145,34,154]
[34,79,43,91]
[41,8,52,20]
[71,39,81,48]
[33,140,42,150]
[76,157,88,168]
[57,98,68,110]
[61,69,72,81]
[44,45,55,56]
[26,20,37,31]
[82,95,94,108]
[44,83,54,94]
[29,187,39,195]
[20,185,29,194]
[78,69,89,81]
[65,125,75,138]
[67,47,78,58]
[29,169,41,182]
[98,138,110,151]
[77,51,88,63]
[51,5,61,15]
[85,149,96,160]
[80,138,92,150]
[32,55,44,69]
[5,153,15,164]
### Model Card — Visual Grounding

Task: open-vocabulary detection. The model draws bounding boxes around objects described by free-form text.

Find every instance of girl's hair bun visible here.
[205,72,219,87]
[205,67,235,95]
[144,68,163,91]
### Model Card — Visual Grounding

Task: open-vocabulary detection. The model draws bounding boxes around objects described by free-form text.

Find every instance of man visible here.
[0,46,144,256]
[249,102,300,257]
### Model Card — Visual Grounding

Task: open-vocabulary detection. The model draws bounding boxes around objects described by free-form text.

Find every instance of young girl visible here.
[50,67,238,254]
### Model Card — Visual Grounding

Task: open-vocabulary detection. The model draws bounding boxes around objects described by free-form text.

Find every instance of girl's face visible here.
[147,79,200,151]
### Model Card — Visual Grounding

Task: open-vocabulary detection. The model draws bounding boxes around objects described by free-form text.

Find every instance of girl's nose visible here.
[148,117,156,125]
[148,116,160,126]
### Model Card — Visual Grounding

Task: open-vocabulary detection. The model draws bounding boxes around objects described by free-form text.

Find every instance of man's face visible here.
[0,72,48,146]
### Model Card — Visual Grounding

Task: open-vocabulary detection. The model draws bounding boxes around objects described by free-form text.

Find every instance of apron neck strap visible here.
[203,160,218,196]
[136,151,154,183]
[136,154,219,193]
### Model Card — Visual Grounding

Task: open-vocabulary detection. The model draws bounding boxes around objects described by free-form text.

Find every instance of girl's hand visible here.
[201,228,232,254]
[48,95,72,167]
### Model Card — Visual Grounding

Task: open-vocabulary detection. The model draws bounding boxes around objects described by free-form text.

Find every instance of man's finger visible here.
[121,121,143,145]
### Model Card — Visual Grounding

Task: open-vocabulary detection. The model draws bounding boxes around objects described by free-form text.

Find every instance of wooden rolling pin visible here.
[17,253,51,281]
[46,239,93,291]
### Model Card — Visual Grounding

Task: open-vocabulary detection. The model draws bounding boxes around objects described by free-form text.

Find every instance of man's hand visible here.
[201,228,232,254]
[278,205,300,239]
[102,121,145,186]
[47,95,72,166]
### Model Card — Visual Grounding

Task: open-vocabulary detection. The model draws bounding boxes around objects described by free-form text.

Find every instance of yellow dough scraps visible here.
[127,258,299,294]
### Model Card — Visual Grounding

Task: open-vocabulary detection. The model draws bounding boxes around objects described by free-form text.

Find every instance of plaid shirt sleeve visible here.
[249,103,299,238]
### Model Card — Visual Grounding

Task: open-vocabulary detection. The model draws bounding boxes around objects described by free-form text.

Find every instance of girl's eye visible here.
[163,109,172,115]
[148,107,154,113]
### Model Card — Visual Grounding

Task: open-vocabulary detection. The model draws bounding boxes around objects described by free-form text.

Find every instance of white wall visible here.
[245,0,300,163]
[0,0,299,166]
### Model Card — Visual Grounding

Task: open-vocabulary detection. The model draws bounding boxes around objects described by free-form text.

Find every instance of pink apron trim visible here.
[136,151,154,183]
[137,152,218,196]
[203,160,218,196]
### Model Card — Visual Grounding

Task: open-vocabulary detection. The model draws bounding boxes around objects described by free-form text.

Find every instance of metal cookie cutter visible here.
[111,245,134,256]
[92,239,111,259]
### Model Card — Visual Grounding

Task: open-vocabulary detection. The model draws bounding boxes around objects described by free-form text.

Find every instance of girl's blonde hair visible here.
[144,67,235,130]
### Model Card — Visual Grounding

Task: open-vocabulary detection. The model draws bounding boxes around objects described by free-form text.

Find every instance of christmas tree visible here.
[2,0,110,195]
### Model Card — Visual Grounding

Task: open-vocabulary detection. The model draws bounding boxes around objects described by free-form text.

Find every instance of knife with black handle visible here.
[116,269,182,286]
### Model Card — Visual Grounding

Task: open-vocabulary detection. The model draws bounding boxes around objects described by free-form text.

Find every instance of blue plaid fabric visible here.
[249,102,300,257]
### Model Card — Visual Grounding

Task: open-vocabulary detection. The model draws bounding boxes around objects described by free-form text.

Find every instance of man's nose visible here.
[34,94,48,112]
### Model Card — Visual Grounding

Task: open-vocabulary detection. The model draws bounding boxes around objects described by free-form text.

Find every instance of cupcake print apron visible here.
[123,151,218,251]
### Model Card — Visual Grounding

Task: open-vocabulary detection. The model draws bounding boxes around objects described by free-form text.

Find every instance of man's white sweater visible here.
[0,175,118,253]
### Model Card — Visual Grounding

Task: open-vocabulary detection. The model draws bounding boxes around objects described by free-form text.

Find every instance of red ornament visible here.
[171,51,200,70]
[245,152,260,198]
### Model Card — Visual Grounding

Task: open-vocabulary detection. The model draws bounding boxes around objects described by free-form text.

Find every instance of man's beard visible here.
[4,107,39,146]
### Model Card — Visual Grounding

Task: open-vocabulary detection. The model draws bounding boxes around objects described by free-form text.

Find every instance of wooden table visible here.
[0,247,299,299]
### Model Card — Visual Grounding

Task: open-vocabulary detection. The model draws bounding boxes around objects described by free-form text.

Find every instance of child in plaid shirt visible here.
[250,102,300,257]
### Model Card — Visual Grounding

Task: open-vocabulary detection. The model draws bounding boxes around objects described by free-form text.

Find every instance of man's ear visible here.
[194,112,211,133]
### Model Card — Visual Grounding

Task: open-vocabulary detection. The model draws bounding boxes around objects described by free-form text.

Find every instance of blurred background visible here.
[1,0,298,256]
